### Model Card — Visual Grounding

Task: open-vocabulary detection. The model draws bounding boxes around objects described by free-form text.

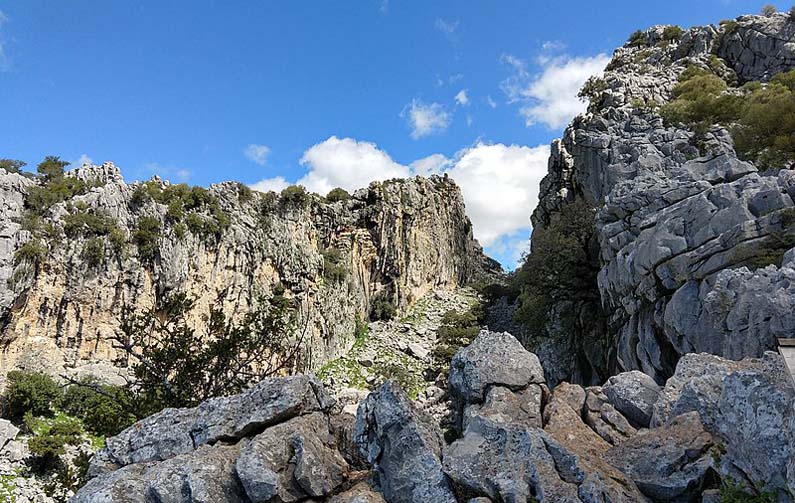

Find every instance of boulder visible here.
[354,381,457,503]
[0,419,19,451]
[604,412,717,501]
[583,387,637,445]
[73,444,246,503]
[462,384,543,430]
[236,412,347,502]
[449,331,545,405]
[602,371,660,427]
[191,375,334,446]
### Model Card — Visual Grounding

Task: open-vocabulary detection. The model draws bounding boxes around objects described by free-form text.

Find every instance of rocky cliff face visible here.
[532,12,795,383]
[0,164,497,384]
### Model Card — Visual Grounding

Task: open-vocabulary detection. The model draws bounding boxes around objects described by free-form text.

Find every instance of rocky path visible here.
[317,287,481,401]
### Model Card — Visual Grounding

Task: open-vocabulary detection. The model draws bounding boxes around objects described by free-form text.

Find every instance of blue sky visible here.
[0,0,785,268]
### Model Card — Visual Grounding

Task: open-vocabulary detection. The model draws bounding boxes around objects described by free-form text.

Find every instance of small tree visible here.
[761,4,777,16]
[326,187,351,203]
[4,371,62,419]
[0,159,26,174]
[114,292,307,414]
[36,156,69,181]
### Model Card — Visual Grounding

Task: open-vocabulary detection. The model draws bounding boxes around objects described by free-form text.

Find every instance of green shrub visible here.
[732,70,795,168]
[433,309,481,361]
[108,227,126,256]
[761,4,777,16]
[790,6,795,20]
[627,30,646,47]
[236,182,254,203]
[36,156,69,181]
[322,248,348,283]
[326,187,351,203]
[27,417,83,473]
[720,20,740,35]
[370,299,397,321]
[280,185,311,208]
[14,239,47,266]
[0,159,26,174]
[63,209,116,238]
[578,76,608,110]
[661,25,684,43]
[659,67,741,134]
[5,371,62,419]
[719,479,775,502]
[25,176,88,216]
[61,379,136,436]
[132,216,161,263]
[81,238,106,268]
[513,199,602,339]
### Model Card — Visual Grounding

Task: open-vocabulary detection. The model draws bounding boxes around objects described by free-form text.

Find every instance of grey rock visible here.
[583,387,637,446]
[602,371,661,427]
[236,412,347,502]
[449,330,545,404]
[73,444,246,503]
[463,384,543,430]
[0,419,19,451]
[191,375,333,446]
[354,381,457,503]
[604,412,716,501]
[406,342,429,359]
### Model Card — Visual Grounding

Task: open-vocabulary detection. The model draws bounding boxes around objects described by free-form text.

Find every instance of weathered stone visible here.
[236,412,347,502]
[602,371,660,427]
[74,444,246,503]
[449,330,545,404]
[0,419,19,451]
[462,384,543,430]
[191,375,333,446]
[354,381,457,503]
[327,482,387,503]
[604,412,717,501]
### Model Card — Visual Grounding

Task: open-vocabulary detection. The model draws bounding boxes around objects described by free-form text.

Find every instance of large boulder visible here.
[449,331,545,404]
[602,371,660,427]
[90,375,332,475]
[448,331,545,430]
[583,387,637,445]
[73,444,246,503]
[604,412,717,501]
[235,412,348,502]
[354,380,457,503]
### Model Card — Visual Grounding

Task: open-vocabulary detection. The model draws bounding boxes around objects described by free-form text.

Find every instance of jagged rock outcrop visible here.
[70,329,795,502]
[0,163,498,384]
[529,12,795,382]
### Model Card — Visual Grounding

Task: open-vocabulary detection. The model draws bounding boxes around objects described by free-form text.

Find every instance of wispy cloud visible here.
[140,162,191,182]
[485,95,497,109]
[0,10,9,71]
[401,99,451,139]
[500,51,609,129]
[244,144,271,166]
[454,89,470,107]
[435,18,459,34]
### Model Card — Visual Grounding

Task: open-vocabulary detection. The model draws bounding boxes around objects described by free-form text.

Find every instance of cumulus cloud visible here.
[402,99,451,139]
[454,89,469,106]
[250,176,289,193]
[250,136,409,196]
[244,144,271,166]
[251,136,550,252]
[501,52,610,129]
[442,142,550,246]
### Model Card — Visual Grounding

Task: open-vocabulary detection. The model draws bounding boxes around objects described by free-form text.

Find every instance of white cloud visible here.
[74,154,93,167]
[379,0,388,14]
[250,176,289,193]
[140,162,191,182]
[442,142,550,246]
[251,136,550,251]
[500,52,610,129]
[485,95,497,109]
[435,18,459,34]
[454,89,469,106]
[244,144,271,166]
[0,10,9,71]
[250,136,409,196]
[466,115,473,126]
[402,99,451,139]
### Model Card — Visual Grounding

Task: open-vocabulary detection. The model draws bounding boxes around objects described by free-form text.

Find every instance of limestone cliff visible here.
[532,12,795,383]
[0,164,498,384]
